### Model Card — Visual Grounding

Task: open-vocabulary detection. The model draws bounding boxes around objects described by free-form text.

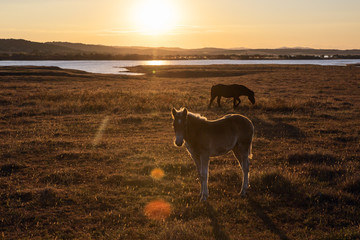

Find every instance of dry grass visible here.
[0,64,359,239]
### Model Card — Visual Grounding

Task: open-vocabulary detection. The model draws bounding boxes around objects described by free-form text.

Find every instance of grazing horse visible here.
[171,107,254,201]
[209,84,255,109]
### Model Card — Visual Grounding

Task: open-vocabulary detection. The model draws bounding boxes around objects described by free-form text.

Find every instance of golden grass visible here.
[0,64,359,239]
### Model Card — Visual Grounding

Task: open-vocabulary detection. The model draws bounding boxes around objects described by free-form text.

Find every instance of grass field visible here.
[0,64,359,239]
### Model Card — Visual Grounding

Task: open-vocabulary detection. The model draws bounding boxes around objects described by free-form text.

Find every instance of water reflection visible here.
[143,60,169,66]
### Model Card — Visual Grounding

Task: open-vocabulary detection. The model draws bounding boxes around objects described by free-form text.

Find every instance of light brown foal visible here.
[172,107,254,201]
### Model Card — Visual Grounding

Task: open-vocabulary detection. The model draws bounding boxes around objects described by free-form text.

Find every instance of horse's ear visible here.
[183,108,188,116]
[171,108,177,118]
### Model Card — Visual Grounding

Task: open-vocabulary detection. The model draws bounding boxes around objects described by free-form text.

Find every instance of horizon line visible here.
[2,38,360,51]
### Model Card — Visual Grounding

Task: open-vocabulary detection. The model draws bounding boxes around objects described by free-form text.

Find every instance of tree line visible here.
[1,53,360,61]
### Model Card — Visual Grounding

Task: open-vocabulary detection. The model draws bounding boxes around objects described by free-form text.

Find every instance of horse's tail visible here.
[247,121,254,160]
[238,140,253,160]
[236,115,254,160]
[248,141,253,160]
[210,85,216,97]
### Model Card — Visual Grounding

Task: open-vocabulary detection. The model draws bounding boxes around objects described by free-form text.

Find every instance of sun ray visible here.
[93,116,109,146]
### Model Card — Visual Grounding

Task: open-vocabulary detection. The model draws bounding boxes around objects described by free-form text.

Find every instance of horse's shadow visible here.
[204,198,290,240]
[205,202,231,240]
[252,117,305,140]
[247,196,291,240]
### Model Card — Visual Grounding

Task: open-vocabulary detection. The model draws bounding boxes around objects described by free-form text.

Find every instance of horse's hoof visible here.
[199,194,208,202]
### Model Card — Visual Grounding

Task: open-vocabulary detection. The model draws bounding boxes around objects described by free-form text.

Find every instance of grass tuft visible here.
[38,188,59,207]
[0,163,25,177]
[308,166,345,182]
[343,176,360,195]
[40,171,85,186]
[252,171,296,195]
[288,153,339,165]
[158,221,212,240]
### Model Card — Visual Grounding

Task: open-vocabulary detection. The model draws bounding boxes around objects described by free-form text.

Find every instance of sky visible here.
[1,0,360,49]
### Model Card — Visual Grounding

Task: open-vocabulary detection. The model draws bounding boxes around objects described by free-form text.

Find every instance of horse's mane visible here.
[187,111,207,122]
[241,85,254,95]
[186,111,208,134]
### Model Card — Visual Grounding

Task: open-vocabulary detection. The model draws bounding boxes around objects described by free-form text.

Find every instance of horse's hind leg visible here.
[233,144,250,196]
[233,97,241,109]
[208,95,216,108]
[199,154,210,201]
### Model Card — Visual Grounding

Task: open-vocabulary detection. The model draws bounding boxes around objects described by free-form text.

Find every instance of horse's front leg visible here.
[233,97,241,109]
[199,154,210,201]
[217,96,222,108]
[188,150,203,198]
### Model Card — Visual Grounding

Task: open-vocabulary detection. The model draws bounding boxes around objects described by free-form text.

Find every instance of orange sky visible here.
[1,0,360,49]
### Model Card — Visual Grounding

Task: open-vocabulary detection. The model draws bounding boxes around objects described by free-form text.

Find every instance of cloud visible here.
[99,29,142,35]
[159,25,225,36]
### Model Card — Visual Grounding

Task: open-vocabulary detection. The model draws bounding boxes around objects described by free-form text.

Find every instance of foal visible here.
[172,107,254,201]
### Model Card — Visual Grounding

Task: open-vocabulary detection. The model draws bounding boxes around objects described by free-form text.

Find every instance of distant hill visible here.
[0,39,81,54]
[1,39,360,60]
[47,42,193,56]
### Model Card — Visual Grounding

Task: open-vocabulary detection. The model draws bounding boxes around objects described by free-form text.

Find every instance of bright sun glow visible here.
[132,0,178,35]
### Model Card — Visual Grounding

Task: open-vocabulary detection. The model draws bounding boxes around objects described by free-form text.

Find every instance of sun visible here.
[132,0,178,35]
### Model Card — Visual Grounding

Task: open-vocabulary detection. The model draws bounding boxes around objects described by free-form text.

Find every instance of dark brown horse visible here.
[209,84,255,109]
[172,107,254,201]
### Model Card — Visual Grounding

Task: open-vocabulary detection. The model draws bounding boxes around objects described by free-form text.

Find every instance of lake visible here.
[1,59,360,75]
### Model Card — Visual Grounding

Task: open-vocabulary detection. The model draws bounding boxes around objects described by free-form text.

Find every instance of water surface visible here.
[1,59,359,75]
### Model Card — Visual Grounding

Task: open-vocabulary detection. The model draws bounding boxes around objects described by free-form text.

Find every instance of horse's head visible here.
[171,107,188,147]
[248,91,255,104]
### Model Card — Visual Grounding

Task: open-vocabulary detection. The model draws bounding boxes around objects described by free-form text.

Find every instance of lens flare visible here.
[93,116,109,146]
[150,168,165,180]
[144,199,171,220]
